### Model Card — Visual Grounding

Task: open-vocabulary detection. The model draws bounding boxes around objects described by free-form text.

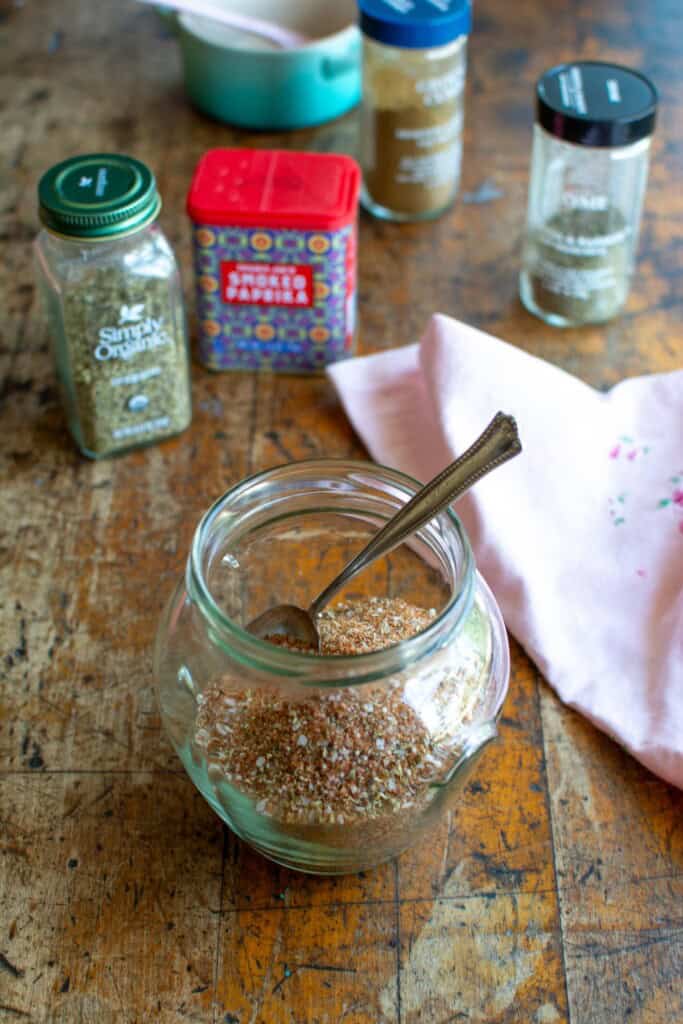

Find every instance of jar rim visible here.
[188,458,476,685]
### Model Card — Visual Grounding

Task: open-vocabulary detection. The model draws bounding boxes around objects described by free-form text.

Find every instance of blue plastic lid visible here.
[358,0,471,49]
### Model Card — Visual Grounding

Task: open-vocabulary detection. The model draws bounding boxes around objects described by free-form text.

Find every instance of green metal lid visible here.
[38,153,161,239]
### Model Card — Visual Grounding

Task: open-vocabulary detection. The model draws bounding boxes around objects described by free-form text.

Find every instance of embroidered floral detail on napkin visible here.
[328,314,683,788]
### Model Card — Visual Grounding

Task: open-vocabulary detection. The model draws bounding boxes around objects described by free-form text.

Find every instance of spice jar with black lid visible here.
[520,62,658,327]
[34,153,192,458]
[358,0,471,222]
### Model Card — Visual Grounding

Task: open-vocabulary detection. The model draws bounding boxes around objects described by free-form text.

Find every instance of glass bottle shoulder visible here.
[34,222,178,290]
[362,32,467,67]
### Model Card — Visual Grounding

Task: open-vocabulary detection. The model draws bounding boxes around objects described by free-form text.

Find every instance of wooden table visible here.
[1,1,681,1021]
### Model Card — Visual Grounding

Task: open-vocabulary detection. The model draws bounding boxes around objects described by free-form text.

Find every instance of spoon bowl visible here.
[247,412,521,650]
[247,604,321,649]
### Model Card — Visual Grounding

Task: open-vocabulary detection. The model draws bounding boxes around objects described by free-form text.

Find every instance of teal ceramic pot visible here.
[176,9,360,131]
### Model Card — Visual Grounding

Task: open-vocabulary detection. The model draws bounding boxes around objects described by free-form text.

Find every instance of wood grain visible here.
[1,1,681,1022]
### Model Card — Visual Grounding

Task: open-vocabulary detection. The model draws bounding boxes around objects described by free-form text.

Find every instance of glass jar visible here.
[358,0,471,222]
[520,62,658,327]
[153,460,510,875]
[34,153,192,458]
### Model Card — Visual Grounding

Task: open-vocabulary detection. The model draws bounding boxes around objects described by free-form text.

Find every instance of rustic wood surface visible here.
[1,1,682,1022]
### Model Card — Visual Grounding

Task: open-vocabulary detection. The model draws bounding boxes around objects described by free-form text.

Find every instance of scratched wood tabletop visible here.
[1,1,682,1021]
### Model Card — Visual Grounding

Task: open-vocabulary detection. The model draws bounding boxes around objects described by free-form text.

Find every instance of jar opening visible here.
[188,459,475,684]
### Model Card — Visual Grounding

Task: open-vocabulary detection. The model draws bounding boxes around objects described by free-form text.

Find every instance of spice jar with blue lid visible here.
[358,0,472,221]
[34,153,192,458]
[520,61,658,327]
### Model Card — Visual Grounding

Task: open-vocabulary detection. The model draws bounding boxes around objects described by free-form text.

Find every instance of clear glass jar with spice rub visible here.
[358,0,471,221]
[154,460,509,874]
[34,153,192,458]
[520,62,658,327]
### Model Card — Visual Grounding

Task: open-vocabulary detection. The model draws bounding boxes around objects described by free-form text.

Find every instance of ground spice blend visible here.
[34,154,192,457]
[187,149,361,373]
[359,0,471,221]
[194,598,485,840]
[523,206,630,325]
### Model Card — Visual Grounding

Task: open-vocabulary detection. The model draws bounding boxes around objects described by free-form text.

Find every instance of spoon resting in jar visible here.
[246,411,521,651]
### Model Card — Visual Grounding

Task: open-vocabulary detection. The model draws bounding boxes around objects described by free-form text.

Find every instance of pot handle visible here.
[430,720,498,790]
[321,57,358,79]
[320,37,361,80]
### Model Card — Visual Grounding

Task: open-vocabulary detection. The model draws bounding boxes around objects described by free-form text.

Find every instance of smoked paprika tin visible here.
[186,149,361,372]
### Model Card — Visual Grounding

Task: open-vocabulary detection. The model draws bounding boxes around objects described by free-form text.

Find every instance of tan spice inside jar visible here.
[194,597,485,847]
[361,38,467,218]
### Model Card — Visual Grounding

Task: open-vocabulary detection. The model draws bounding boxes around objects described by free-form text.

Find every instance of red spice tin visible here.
[187,148,361,373]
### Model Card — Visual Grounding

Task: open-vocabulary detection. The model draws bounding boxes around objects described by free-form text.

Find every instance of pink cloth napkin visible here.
[328,314,683,789]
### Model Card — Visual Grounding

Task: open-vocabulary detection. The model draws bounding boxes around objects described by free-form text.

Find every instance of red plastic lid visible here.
[187,148,361,231]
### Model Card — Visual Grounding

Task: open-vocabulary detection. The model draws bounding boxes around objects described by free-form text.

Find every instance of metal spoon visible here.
[247,411,521,650]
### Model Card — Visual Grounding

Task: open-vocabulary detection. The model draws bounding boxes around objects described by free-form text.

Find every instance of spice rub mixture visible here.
[270,597,436,655]
[194,597,482,827]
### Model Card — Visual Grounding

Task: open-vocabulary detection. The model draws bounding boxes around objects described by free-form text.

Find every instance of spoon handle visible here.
[309,411,521,619]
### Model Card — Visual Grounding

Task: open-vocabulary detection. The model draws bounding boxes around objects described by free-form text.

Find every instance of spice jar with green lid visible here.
[34,153,192,458]
[358,0,471,222]
[520,62,658,327]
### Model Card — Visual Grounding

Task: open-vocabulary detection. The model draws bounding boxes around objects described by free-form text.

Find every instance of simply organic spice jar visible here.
[186,149,361,373]
[154,460,510,874]
[358,0,471,221]
[519,62,658,327]
[34,153,192,458]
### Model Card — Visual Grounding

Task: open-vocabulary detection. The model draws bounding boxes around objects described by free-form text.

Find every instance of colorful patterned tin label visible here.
[192,224,357,372]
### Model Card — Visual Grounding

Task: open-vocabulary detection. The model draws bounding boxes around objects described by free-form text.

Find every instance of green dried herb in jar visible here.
[34,153,192,458]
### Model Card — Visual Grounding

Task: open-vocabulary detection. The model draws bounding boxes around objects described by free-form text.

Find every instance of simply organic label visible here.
[220,262,314,308]
[94,304,173,361]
